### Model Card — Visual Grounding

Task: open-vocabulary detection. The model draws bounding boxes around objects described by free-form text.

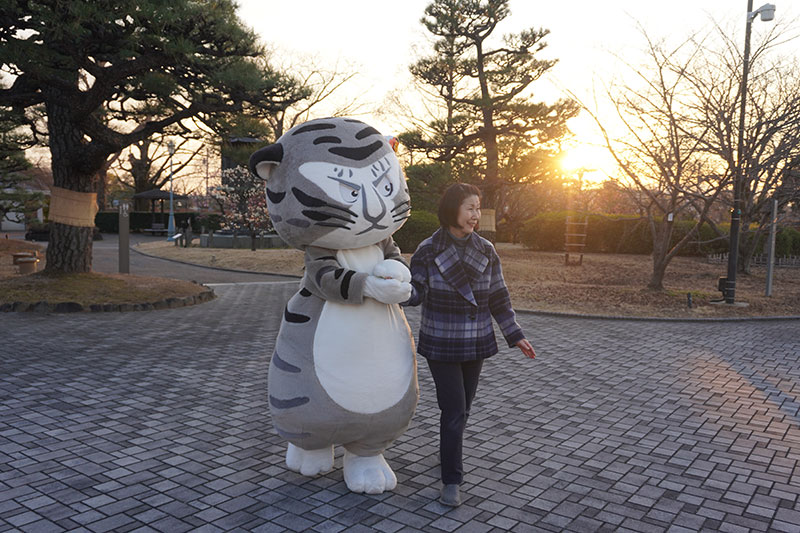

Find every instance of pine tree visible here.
[403,0,579,217]
[0,0,302,272]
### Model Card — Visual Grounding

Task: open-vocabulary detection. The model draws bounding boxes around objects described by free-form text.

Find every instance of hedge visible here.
[751,226,800,257]
[94,208,443,253]
[94,212,223,233]
[776,227,800,256]
[393,210,440,254]
[519,211,730,256]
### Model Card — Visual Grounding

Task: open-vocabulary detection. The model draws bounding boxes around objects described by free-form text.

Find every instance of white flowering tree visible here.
[219,166,272,251]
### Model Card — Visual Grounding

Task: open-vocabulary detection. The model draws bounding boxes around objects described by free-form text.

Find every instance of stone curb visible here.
[0,287,216,314]
[131,244,302,279]
[515,307,800,322]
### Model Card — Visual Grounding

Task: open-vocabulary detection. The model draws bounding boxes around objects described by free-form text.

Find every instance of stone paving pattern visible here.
[1,281,799,532]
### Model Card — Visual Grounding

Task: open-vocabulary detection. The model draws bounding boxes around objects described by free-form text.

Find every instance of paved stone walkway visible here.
[94,234,297,284]
[1,281,800,532]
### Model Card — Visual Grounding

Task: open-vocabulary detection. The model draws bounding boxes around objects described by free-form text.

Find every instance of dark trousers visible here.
[426,358,484,485]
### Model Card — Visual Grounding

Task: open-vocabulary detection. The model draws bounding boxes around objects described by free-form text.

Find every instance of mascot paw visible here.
[364,276,411,305]
[286,443,334,476]
[372,259,411,283]
[343,450,397,494]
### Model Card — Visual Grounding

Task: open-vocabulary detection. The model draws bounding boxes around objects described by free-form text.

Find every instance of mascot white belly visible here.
[314,245,414,414]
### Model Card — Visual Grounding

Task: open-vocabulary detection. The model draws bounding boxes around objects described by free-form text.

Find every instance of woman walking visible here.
[404,183,536,507]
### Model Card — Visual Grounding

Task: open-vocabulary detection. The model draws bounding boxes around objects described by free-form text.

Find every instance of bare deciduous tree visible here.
[680,20,800,272]
[264,55,366,139]
[111,134,203,211]
[578,31,730,290]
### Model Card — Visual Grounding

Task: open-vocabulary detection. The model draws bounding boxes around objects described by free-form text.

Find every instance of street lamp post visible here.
[723,1,775,304]
[167,140,176,240]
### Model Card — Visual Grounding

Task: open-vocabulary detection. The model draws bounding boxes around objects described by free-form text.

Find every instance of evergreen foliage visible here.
[0,107,42,225]
[393,210,441,254]
[401,0,579,208]
[0,0,302,271]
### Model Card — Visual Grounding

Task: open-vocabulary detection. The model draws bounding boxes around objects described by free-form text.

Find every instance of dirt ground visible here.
[137,241,800,318]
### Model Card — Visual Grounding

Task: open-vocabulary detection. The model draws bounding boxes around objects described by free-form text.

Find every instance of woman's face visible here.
[450,194,481,238]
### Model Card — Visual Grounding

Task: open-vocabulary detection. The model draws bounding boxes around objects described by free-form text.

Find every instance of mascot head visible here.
[249,117,410,250]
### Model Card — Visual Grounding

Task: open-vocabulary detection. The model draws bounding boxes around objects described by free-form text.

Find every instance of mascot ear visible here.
[249,143,284,181]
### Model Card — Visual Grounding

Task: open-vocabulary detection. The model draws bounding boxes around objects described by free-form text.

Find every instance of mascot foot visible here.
[343,450,397,494]
[286,443,334,476]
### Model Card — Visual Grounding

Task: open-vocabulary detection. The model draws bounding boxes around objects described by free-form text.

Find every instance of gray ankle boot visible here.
[439,483,461,507]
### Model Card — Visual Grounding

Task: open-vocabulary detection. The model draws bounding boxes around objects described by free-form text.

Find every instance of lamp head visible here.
[754,3,776,22]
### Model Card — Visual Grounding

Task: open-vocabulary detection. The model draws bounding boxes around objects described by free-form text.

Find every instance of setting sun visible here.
[559,142,616,185]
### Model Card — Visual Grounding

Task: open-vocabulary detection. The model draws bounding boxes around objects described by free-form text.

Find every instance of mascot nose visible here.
[361,186,387,225]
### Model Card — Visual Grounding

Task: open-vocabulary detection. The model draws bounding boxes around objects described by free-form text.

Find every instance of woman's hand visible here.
[517,339,536,359]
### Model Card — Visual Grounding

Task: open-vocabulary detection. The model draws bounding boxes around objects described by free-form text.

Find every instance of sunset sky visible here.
[237,0,799,182]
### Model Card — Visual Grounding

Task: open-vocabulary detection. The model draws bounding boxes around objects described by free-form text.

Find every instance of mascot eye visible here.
[340,183,360,203]
[376,175,394,198]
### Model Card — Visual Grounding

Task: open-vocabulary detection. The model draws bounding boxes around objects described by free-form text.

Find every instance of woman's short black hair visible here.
[438,183,482,228]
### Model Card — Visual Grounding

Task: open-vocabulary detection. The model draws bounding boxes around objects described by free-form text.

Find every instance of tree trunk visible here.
[44,92,106,274]
[648,222,671,290]
[647,251,669,290]
[739,226,762,274]
[95,155,118,213]
[135,197,150,211]
[474,39,499,211]
[96,174,106,212]
[45,223,93,273]
[482,129,499,207]
[741,245,753,274]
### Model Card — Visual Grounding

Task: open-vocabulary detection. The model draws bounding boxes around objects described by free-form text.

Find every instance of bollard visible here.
[119,202,130,274]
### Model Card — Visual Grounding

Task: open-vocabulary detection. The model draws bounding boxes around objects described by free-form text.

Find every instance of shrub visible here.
[678,221,728,255]
[517,211,643,253]
[518,211,569,252]
[598,215,650,254]
[520,211,728,256]
[495,222,514,243]
[393,210,440,253]
[25,221,102,241]
[774,227,800,256]
[197,213,224,232]
[94,212,202,233]
[735,225,800,257]
[25,220,51,234]
[94,212,118,233]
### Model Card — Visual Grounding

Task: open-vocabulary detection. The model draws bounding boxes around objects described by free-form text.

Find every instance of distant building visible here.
[0,167,51,231]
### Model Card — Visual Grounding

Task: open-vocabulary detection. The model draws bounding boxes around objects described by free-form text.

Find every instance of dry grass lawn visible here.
[137,240,800,318]
[137,241,307,277]
[2,236,797,316]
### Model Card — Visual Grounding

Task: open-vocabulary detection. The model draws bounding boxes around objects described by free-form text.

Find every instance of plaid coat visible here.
[404,228,525,362]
